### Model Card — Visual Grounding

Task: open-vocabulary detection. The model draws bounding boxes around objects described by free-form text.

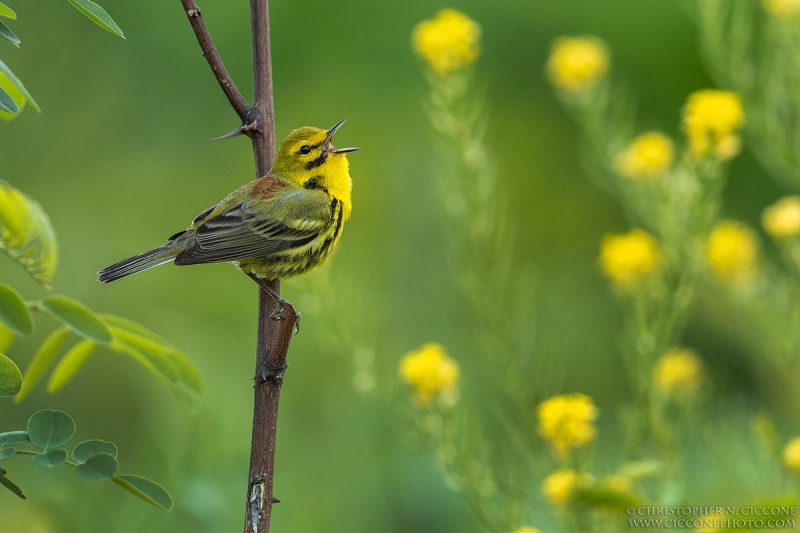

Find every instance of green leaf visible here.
[0,19,19,44]
[0,60,39,122]
[67,0,125,39]
[0,323,16,353]
[26,409,75,450]
[104,314,202,413]
[0,3,17,20]
[0,431,27,446]
[32,449,67,467]
[75,452,117,480]
[0,84,16,113]
[47,340,94,393]
[40,296,112,344]
[0,447,15,459]
[0,182,56,285]
[0,283,33,335]
[72,439,117,463]
[0,352,21,396]
[112,474,172,510]
[0,468,24,498]
[16,328,69,402]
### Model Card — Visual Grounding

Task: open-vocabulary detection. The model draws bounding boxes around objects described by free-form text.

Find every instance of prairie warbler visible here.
[98,120,358,306]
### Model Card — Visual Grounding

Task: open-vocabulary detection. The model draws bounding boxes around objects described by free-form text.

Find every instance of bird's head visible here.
[271,120,359,189]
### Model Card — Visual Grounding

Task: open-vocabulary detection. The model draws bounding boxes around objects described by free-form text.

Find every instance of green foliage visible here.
[0,85,16,113]
[27,409,75,449]
[67,0,125,39]
[0,466,24,499]
[0,3,16,19]
[0,19,19,45]
[39,296,112,344]
[112,475,173,511]
[0,283,33,335]
[0,410,172,508]
[0,59,37,120]
[0,182,56,286]
[104,314,203,413]
[72,439,118,462]
[0,351,21,396]
[0,180,202,408]
[32,449,67,467]
[16,328,69,402]
[47,340,94,393]
[0,169,196,514]
[75,452,117,480]
[0,0,123,120]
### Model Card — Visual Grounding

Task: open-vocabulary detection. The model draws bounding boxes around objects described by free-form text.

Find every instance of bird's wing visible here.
[174,184,332,265]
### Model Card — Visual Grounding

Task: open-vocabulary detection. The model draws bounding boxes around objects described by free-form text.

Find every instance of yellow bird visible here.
[98,120,358,309]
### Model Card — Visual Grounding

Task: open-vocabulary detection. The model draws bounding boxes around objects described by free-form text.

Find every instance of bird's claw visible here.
[269,301,286,321]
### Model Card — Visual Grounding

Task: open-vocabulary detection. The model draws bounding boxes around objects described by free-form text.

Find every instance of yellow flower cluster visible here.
[683,90,744,160]
[412,9,481,76]
[763,0,800,18]
[512,528,543,533]
[763,196,800,240]
[538,393,598,458]
[541,468,578,506]
[399,343,459,406]
[707,220,758,283]
[783,436,800,472]
[547,36,609,92]
[615,132,675,179]
[653,347,703,396]
[599,229,662,289]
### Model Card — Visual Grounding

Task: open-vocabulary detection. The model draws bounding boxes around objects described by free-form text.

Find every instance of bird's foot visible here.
[269,300,286,321]
[292,312,301,335]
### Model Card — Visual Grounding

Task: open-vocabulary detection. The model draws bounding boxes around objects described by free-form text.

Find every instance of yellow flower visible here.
[764,0,800,18]
[683,90,744,159]
[412,9,481,76]
[547,36,609,92]
[615,132,674,179]
[512,528,543,533]
[541,468,578,506]
[599,229,662,289]
[783,436,800,472]
[653,347,703,396]
[400,343,459,406]
[707,220,758,283]
[763,196,800,240]
[538,393,598,458]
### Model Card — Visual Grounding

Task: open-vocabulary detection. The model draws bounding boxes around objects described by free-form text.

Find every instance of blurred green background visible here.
[0,1,784,531]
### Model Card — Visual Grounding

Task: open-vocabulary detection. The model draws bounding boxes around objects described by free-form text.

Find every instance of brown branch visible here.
[180,0,250,120]
[179,1,295,532]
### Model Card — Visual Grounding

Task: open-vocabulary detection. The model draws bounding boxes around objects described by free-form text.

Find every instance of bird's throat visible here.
[320,155,353,220]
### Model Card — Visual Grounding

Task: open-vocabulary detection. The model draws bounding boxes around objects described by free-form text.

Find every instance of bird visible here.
[98,120,359,314]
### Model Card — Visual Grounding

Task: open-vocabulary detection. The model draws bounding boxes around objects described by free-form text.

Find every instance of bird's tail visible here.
[98,244,177,283]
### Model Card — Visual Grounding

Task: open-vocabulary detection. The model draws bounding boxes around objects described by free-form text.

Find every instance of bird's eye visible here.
[299,145,312,155]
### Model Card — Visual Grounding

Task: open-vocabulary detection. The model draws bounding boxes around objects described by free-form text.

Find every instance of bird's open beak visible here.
[325,119,360,155]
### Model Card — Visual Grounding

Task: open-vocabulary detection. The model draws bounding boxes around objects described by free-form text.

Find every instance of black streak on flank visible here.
[329,198,339,219]
[304,153,327,170]
[304,176,329,194]
[332,203,344,238]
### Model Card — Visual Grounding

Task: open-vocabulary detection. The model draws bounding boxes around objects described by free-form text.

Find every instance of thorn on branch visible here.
[271,497,281,504]
[256,359,288,383]
[213,126,246,141]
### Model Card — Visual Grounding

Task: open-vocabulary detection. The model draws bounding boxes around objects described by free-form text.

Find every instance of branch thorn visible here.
[213,126,246,140]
